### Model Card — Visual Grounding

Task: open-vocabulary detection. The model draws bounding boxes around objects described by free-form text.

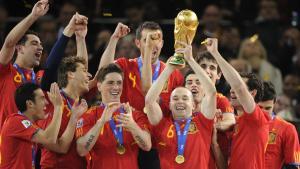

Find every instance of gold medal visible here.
[116,144,126,155]
[175,155,185,164]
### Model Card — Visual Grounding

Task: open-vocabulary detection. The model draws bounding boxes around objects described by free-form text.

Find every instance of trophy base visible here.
[169,53,185,66]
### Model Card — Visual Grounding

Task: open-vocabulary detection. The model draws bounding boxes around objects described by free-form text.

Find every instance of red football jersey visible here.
[265,117,300,169]
[37,95,86,169]
[75,106,149,169]
[152,113,214,169]
[0,113,39,169]
[115,57,183,113]
[229,105,270,169]
[208,93,234,169]
[0,63,36,131]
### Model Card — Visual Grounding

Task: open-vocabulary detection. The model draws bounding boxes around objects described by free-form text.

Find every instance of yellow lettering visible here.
[13,72,22,83]
[167,125,174,138]
[129,72,136,88]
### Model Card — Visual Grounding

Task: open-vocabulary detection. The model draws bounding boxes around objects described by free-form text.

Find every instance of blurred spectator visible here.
[277,27,300,76]
[89,29,112,75]
[282,74,300,102]
[143,1,161,22]
[64,39,77,57]
[238,37,283,94]
[200,4,223,38]
[0,4,8,46]
[37,17,58,57]
[57,2,77,37]
[246,0,284,66]
[116,33,139,59]
[275,94,299,122]
[229,58,252,73]
[219,26,241,59]
[124,1,144,31]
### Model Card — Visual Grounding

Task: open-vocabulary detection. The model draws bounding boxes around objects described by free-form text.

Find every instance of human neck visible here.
[101,98,120,105]
[194,101,201,112]
[23,111,36,122]
[15,57,33,70]
[62,85,80,100]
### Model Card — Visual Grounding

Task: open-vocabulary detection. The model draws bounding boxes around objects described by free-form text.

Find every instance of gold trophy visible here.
[169,9,199,66]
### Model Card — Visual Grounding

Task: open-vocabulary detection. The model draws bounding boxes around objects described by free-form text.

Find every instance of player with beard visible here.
[205,38,270,169]
[145,42,216,169]
[76,63,151,169]
[99,22,183,169]
[0,0,49,131]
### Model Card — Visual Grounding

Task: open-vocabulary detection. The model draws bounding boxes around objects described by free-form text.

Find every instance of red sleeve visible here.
[196,113,214,136]
[6,116,40,141]
[115,57,128,71]
[75,107,97,138]
[244,104,270,127]
[283,123,300,164]
[133,111,150,132]
[216,93,234,113]
[0,63,13,89]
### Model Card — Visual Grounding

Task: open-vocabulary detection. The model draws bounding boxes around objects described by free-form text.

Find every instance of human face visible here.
[242,41,262,70]
[185,74,204,103]
[32,89,48,121]
[136,29,163,64]
[258,100,274,116]
[199,58,220,84]
[169,87,194,119]
[18,34,43,67]
[98,72,123,103]
[71,63,91,94]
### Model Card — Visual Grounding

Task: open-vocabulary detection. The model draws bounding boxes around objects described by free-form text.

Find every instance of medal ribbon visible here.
[100,103,125,145]
[174,118,191,156]
[60,90,74,110]
[13,63,36,84]
[137,56,160,82]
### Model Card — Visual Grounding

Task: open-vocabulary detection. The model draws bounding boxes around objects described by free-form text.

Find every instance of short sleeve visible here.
[0,63,13,89]
[75,108,97,138]
[6,117,40,141]
[243,104,270,127]
[133,111,150,132]
[283,123,300,165]
[115,57,128,71]
[196,113,214,135]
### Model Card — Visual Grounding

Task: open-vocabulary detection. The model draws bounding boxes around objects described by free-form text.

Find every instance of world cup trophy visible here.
[169,9,199,66]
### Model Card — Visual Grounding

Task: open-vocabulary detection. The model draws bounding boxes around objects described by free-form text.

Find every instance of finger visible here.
[116,124,124,128]
[176,41,188,46]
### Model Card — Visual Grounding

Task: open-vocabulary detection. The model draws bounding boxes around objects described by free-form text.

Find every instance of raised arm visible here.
[140,32,162,95]
[98,23,130,69]
[32,83,63,145]
[77,102,121,156]
[116,103,151,151]
[42,99,88,154]
[41,13,87,91]
[177,41,216,119]
[75,13,88,66]
[145,63,176,125]
[0,0,49,65]
[206,38,256,113]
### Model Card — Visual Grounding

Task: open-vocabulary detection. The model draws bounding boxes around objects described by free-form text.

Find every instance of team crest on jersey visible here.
[188,122,198,134]
[21,120,32,128]
[76,118,84,128]
[268,130,277,144]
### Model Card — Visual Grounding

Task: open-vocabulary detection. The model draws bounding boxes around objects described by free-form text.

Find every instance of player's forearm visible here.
[141,46,153,95]
[212,143,227,169]
[76,36,88,67]
[129,123,151,151]
[145,103,163,125]
[215,113,236,131]
[43,106,63,144]
[0,14,38,65]
[77,119,105,156]
[99,36,118,69]
[187,57,216,94]
[52,115,78,153]
[145,66,173,104]
[209,50,255,113]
